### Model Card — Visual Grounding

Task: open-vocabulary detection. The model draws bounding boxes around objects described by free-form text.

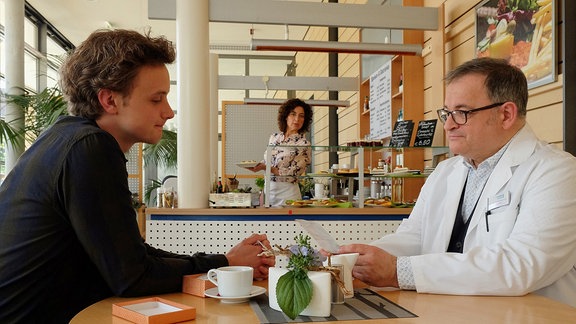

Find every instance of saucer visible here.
[204,286,266,304]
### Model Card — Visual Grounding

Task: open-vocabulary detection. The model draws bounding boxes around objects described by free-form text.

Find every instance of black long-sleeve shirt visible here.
[0,116,227,323]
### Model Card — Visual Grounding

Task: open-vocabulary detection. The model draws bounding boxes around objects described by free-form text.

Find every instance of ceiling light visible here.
[250,39,422,56]
[244,98,350,107]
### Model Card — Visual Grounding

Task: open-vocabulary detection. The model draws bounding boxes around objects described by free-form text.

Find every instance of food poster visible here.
[475,0,555,88]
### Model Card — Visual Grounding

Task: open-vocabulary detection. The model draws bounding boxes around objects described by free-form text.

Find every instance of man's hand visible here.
[226,233,275,279]
[337,244,399,288]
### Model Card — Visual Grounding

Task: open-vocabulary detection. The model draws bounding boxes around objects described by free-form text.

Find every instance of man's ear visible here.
[97,89,119,114]
[500,101,518,129]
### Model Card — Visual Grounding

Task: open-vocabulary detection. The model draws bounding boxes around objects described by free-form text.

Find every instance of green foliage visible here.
[299,177,314,197]
[0,87,68,149]
[255,177,265,190]
[276,270,313,320]
[143,129,177,169]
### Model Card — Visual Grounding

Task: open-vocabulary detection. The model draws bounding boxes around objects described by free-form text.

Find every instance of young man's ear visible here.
[97,89,119,115]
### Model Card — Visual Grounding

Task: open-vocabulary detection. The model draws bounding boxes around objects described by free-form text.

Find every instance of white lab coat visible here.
[372,125,576,307]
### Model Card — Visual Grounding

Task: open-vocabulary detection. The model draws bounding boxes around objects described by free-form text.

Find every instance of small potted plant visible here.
[261,234,346,319]
[255,177,265,206]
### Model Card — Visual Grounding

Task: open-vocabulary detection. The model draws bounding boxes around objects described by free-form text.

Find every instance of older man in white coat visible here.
[337,57,576,307]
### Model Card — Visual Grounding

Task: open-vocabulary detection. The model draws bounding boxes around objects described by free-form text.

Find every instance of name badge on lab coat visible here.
[487,192,510,211]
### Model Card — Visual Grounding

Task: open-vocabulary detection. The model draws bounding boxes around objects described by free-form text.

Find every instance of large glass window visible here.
[0,0,5,27]
[24,18,37,49]
[0,1,73,183]
[24,51,37,90]
[0,36,4,82]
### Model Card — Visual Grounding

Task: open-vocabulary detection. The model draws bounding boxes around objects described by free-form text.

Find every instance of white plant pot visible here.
[268,267,331,317]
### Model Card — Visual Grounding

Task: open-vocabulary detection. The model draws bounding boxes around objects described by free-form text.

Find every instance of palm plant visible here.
[143,129,177,169]
[142,130,177,205]
[0,87,68,150]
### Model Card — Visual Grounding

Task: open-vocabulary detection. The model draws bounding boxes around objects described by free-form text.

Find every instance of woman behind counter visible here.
[249,98,313,206]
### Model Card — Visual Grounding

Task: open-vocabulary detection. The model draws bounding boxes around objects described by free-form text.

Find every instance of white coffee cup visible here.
[207,266,253,297]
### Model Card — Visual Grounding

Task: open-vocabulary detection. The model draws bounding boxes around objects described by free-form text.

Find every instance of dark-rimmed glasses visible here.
[437,102,505,125]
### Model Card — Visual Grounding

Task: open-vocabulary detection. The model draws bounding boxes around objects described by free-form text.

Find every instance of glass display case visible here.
[264,144,449,208]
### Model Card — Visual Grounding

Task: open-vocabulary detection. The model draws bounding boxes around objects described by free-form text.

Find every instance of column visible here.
[209,53,219,186]
[4,0,25,172]
[176,0,210,207]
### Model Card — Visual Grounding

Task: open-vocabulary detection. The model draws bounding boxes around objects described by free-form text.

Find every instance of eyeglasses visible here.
[437,102,505,125]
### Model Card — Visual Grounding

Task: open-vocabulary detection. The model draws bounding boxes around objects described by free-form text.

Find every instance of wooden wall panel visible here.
[527,103,563,143]
[443,0,480,25]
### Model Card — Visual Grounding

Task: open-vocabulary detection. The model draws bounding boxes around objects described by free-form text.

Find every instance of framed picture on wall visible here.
[475,0,555,89]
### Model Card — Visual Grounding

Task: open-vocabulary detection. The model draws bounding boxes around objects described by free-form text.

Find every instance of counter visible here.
[144,207,410,257]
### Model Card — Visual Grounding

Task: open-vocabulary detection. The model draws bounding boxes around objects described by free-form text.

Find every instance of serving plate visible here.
[236,161,259,168]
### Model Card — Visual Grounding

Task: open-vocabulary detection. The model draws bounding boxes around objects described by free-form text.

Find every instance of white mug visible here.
[207,266,253,297]
[323,253,359,298]
[314,183,327,199]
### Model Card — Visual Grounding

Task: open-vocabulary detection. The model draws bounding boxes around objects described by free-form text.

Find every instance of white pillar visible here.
[209,54,219,187]
[176,0,210,207]
[4,0,25,172]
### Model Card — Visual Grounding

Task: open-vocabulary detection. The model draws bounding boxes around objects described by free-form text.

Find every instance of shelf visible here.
[263,144,446,207]
[264,144,447,151]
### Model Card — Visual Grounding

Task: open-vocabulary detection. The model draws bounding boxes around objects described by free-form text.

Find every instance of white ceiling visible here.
[26,0,313,55]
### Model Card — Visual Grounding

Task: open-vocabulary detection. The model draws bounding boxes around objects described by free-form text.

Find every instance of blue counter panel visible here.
[150,213,408,222]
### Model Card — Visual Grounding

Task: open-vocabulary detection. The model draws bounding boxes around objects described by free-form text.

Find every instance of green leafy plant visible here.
[142,129,177,169]
[299,177,314,197]
[255,177,265,191]
[0,87,68,150]
[273,234,326,319]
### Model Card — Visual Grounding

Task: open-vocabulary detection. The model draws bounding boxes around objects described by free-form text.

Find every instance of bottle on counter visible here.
[217,180,223,193]
[156,186,164,208]
[212,172,218,193]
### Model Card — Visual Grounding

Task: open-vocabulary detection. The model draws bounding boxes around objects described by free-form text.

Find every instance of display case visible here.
[263,144,448,208]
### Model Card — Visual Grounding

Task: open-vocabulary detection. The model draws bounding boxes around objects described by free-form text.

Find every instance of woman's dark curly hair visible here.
[277,98,313,134]
[59,28,176,119]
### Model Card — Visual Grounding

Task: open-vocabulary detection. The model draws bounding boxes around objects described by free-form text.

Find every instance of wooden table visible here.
[71,280,576,323]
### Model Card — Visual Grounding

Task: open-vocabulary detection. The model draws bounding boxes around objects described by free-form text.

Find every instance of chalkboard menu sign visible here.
[414,119,437,147]
[390,120,414,148]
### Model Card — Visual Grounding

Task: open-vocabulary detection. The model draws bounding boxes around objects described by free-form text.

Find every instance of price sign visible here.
[390,120,414,148]
[414,119,437,147]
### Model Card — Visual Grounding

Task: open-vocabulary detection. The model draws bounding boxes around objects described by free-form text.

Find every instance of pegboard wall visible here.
[146,220,401,267]
[223,104,278,177]
[125,143,142,201]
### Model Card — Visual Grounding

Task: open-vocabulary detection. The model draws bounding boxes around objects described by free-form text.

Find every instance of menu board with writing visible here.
[390,120,414,148]
[369,61,392,139]
[413,119,437,147]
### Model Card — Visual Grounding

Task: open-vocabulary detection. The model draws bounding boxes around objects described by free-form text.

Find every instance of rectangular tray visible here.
[112,297,196,324]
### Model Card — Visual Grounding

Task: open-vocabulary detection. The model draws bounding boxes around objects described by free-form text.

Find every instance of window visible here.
[0,0,73,183]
